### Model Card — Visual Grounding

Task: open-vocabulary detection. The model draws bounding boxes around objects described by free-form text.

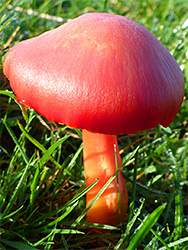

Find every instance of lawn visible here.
[0,0,188,249]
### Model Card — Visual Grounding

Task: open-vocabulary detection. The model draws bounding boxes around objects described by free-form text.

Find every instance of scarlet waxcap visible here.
[3,13,185,135]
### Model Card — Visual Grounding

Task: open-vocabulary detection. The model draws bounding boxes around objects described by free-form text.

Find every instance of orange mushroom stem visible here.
[82,129,128,226]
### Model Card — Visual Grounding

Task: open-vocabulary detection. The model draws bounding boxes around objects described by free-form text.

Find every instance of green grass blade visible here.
[28,134,70,207]
[0,90,15,99]
[114,199,145,249]
[17,121,48,152]
[0,239,39,250]
[29,164,41,209]
[149,228,171,250]
[3,121,29,164]
[41,229,84,234]
[46,203,78,228]
[62,235,69,250]
[114,144,123,230]
[17,121,71,174]
[144,228,164,250]
[2,160,31,216]
[63,179,99,209]
[33,228,56,247]
[173,169,183,246]
[67,143,83,171]
[128,148,139,223]
[158,237,188,250]
[39,135,70,167]
[126,203,167,250]
[1,205,23,220]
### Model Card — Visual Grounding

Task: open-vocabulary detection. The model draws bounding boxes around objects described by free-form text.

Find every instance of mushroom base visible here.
[82,129,128,226]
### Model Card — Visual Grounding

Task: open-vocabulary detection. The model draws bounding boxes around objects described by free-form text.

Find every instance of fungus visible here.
[3,13,185,226]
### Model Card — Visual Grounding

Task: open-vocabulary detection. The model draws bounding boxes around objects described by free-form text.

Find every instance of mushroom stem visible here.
[82,129,128,226]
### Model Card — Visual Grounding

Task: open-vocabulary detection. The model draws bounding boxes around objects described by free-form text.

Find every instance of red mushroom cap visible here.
[3,13,185,135]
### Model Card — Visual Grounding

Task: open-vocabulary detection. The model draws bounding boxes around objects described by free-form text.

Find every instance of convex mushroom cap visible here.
[3,13,185,134]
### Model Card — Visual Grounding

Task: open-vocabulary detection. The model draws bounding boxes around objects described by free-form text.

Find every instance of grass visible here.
[0,0,188,249]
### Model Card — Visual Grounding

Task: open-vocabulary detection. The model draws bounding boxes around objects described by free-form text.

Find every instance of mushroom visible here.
[3,13,184,226]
